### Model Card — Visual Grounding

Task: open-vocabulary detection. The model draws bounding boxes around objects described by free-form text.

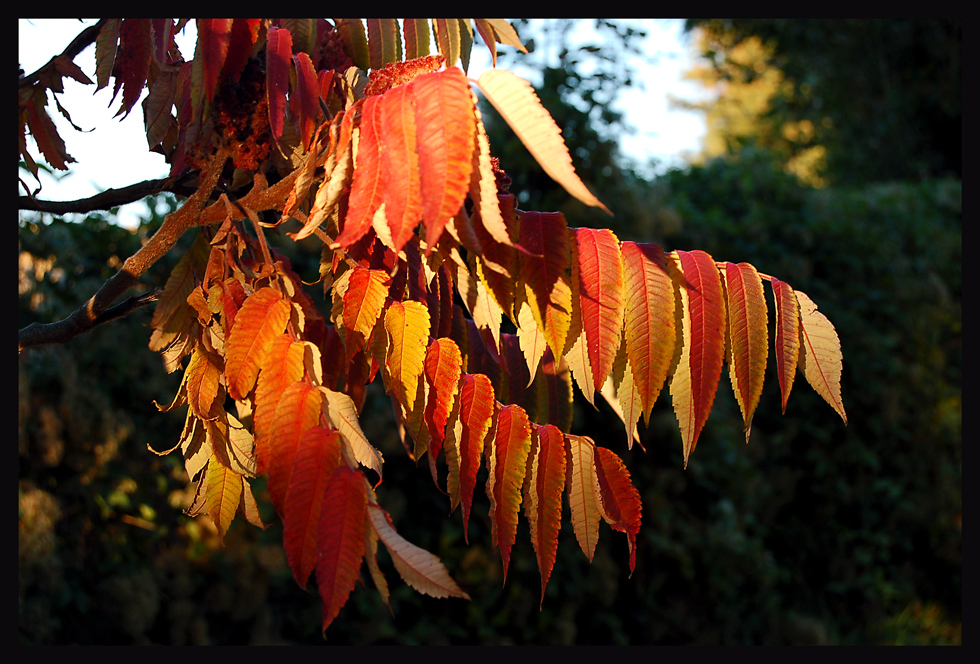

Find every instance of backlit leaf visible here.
[796,290,847,424]
[337,95,383,248]
[486,404,531,581]
[565,434,602,562]
[519,212,573,360]
[368,501,470,599]
[224,287,291,402]
[205,453,243,543]
[424,338,462,461]
[413,68,476,251]
[455,373,495,540]
[573,227,624,393]
[668,250,726,467]
[525,424,566,604]
[384,300,431,409]
[254,335,307,475]
[594,446,642,574]
[723,262,768,441]
[319,387,385,480]
[378,83,422,252]
[283,426,343,588]
[266,381,323,513]
[620,242,675,420]
[265,25,292,142]
[476,69,608,213]
[771,277,800,414]
[317,465,368,633]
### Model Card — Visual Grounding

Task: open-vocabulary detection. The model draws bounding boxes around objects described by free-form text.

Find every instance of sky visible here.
[19,19,709,229]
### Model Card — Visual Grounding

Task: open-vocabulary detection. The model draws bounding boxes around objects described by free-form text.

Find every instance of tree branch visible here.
[18,149,230,353]
[19,19,107,89]
[17,173,197,215]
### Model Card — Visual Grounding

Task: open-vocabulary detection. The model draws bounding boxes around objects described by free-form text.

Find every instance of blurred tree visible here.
[680,19,961,187]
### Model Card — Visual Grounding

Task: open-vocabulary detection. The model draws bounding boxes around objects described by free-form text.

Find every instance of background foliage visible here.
[19,19,960,644]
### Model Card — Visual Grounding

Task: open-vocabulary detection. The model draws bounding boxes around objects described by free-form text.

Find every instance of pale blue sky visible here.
[19,19,708,228]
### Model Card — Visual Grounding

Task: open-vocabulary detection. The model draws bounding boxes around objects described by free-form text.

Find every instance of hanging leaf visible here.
[224,287,291,402]
[573,227,625,393]
[723,262,768,441]
[519,212,573,360]
[796,290,847,424]
[378,82,422,252]
[198,19,233,103]
[668,250,726,467]
[423,338,462,462]
[565,434,602,562]
[384,300,431,409]
[283,426,343,588]
[266,25,293,142]
[205,453,243,542]
[266,381,323,513]
[771,277,800,414]
[317,465,369,633]
[525,424,566,604]
[476,69,609,213]
[337,96,383,247]
[403,19,430,60]
[593,446,642,574]
[485,403,531,581]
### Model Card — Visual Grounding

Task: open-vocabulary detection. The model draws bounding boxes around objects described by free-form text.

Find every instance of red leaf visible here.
[222,19,260,84]
[198,19,233,102]
[112,19,152,118]
[291,52,319,151]
[336,96,383,247]
[266,25,293,142]
[573,227,625,392]
[413,68,477,251]
[378,83,422,252]
[457,373,495,542]
[594,446,642,574]
[317,466,368,633]
[620,242,675,421]
[283,426,343,588]
[669,250,726,467]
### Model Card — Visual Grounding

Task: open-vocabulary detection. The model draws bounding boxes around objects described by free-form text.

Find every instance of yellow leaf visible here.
[796,290,847,425]
[476,69,609,214]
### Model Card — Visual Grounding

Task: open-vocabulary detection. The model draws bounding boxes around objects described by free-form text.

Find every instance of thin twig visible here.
[19,19,107,89]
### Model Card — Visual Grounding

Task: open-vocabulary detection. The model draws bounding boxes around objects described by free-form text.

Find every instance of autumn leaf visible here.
[573,227,625,393]
[723,262,768,441]
[265,381,323,513]
[668,250,726,467]
[519,212,573,360]
[383,300,431,409]
[378,83,422,252]
[525,424,566,604]
[565,434,602,562]
[423,338,462,462]
[317,465,368,633]
[771,277,800,414]
[796,290,847,424]
[476,69,608,213]
[337,95,384,248]
[593,446,642,574]
[283,426,343,588]
[224,287,291,402]
[205,453,243,543]
[265,25,293,142]
[485,404,531,581]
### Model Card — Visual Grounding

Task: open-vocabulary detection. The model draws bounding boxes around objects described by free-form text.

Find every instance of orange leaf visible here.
[486,404,531,581]
[424,338,462,462]
[770,277,800,414]
[253,335,307,475]
[412,68,476,250]
[316,465,368,633]
[565,434,602,562]
[291,52,320,151]
[668,250,726,467]
[573,227,625,393]
[224,287,291,401]
[475,69,608,213]
[594,446,642,574]
[456,373,495,541]
[340,267,391,362]
[383,300,431,408]
[283,426,343,588]
[337,95,383,248]
[367,501,470,599]
[723,262,768,441]
[620,242,675,420]
[266,381,323,514]
[378,83,422,252]
[519,212,573,359]
[525,424,566,604]
[796,290,847,424]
